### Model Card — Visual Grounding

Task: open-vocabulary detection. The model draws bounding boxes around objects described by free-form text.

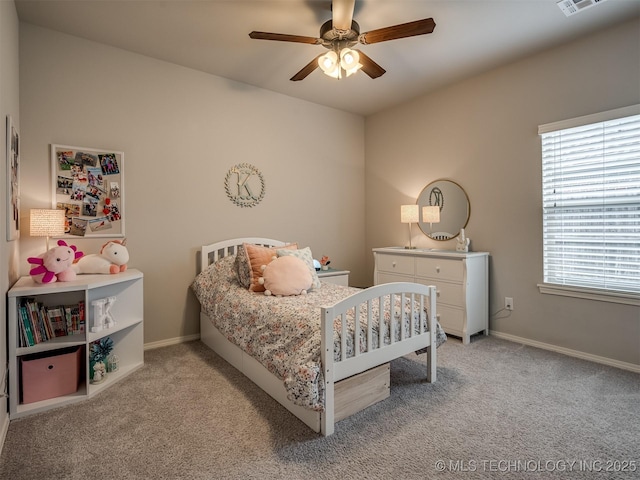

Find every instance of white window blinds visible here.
[539,106,640,295]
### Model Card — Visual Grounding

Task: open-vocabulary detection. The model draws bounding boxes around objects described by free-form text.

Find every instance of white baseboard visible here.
[0,412,9,457]
[144,333,200,351]
[490,331,640,374]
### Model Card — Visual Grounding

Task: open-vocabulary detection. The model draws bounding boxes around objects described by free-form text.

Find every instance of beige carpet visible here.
[1,336,638,479]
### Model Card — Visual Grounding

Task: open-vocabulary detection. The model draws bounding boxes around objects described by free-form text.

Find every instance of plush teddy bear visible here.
[28,240,84,283]
[73,239,129,275]
[91,361,106,384]
[258,255,312,296]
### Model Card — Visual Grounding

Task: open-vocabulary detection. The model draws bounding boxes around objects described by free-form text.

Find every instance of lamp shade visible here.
[401,204,419,224]
[30,209,66,237]
[340,48,362,77]
[318,51,340,78]
[422,206,441,224]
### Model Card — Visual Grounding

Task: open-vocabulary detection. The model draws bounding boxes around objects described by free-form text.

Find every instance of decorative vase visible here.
[107,354,119,373]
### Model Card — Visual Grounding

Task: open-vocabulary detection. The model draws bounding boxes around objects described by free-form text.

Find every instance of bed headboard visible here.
[200,237,286,273]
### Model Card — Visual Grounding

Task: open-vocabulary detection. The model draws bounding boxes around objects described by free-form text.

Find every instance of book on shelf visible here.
[19,304,35,347]
[64,302,85,335]
[17,298,87,348]
[41,303,54,340]
[47,307,67,337]
[25,300,44,344]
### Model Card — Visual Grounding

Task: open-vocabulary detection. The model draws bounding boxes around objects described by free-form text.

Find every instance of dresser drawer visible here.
[416,257,463,282]
[416,278,463,307]
[376,254,414,276]
[435,304,464,334]
[377,271,412,285]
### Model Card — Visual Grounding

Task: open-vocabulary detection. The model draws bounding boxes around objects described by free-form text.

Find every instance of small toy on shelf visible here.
[91,361,106,384]
[456,228,471,253]
[90,337,113,384]
[27,240,84,283]
[91,296,117,333]
[320,255,331,271]
[73,239,129,275]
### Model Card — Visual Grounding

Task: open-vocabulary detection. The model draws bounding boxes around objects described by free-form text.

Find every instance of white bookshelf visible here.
[7,269,144,419]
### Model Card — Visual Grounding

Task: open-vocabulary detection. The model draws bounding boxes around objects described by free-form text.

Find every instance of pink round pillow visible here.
[258,256,312,296]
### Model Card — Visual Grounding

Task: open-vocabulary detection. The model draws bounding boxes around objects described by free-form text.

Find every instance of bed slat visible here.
[367,299,373,354]
[354,304,361,357]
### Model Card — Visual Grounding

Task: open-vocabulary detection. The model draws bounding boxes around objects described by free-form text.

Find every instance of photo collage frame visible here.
[51,144,124,238]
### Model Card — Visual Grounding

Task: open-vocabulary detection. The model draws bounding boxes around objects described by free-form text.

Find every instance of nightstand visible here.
[317,268,350,286]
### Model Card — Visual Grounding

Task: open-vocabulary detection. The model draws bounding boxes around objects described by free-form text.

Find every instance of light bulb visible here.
[342,51,355,66]
[319,51,338,71]
[340,48,362,77]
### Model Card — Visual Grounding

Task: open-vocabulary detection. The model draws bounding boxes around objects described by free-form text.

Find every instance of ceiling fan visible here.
[249,0,436,81]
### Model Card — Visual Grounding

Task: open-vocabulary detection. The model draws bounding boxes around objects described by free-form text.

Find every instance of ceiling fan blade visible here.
[290,55,322,81]
[249,31,322,45]
[355,50,386,79]
[332,0,356,30]
[359,18,436,45]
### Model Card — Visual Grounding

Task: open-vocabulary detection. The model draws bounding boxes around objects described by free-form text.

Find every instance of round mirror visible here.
[417,180,470,241]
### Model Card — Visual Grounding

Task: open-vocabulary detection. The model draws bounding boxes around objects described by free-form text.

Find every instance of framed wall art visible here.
[51,144,125,238]
[224,163,266,208]
[6,116,20,241]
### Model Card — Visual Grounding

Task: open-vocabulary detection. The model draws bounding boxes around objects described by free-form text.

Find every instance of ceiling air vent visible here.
[557,0,608,17]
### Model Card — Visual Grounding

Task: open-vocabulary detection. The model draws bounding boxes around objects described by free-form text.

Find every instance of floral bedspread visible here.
[191,255,446,411]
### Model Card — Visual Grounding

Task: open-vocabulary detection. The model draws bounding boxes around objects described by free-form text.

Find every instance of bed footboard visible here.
[320,282,437,436]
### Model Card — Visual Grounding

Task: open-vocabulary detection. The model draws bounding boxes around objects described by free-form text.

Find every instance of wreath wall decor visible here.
[224,163,265,208]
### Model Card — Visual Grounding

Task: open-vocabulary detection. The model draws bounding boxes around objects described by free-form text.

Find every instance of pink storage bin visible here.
[20,346,82,404]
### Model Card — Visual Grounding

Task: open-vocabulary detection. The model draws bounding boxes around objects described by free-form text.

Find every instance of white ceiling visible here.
[14,0,640,116]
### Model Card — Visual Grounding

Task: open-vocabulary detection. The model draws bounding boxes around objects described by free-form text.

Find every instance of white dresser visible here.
[373,247,489,344]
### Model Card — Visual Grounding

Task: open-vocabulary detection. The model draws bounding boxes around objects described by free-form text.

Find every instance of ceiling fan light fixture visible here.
[318,50,340,77]
[340,48,362,76]
[249,2,436,82]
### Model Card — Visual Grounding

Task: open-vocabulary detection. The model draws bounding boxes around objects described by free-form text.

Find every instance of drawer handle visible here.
[436,290,441,297]
[436,266,441,273]
[392,262,397,268]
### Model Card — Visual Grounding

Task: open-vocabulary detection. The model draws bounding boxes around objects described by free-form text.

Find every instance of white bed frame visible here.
[199,238,437,436]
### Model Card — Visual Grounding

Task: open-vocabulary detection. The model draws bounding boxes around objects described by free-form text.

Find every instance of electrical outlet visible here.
[505,297,514,311]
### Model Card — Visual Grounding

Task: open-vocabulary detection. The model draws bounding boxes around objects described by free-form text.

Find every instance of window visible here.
[538,105,640,304]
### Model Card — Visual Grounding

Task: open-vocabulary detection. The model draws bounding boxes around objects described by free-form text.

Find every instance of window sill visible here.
[538,284,640,306]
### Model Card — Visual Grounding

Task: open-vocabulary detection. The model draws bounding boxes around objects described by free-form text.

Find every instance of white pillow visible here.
[276,246,321,290]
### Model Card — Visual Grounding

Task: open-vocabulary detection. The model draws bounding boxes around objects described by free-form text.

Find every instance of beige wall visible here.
[18,23,366,346]
[365,18,640,367]
[14,17,640,367]
[1,0,20,449]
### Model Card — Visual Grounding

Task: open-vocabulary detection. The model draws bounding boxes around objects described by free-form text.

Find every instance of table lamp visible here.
[30,209,66,250]
[422,206,441,231]
[401,204,419,249]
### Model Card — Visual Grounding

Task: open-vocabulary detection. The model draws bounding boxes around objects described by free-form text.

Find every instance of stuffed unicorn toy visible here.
[73,239,129,275]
